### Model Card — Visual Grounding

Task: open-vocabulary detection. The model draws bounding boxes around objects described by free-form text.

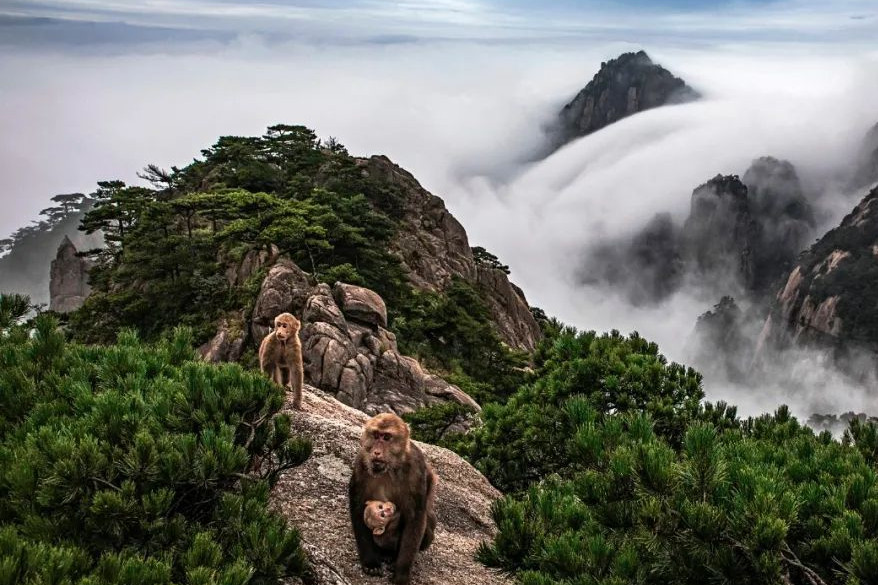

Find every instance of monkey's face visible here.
[374,501,395,519]
[362,414,409,475]
[364,500,396,534]
[273,313,300,342]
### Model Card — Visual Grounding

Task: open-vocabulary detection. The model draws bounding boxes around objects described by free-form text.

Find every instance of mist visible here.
[1,34,877,420]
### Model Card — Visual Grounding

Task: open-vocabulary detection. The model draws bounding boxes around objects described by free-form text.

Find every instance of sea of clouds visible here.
[1,34,876,419]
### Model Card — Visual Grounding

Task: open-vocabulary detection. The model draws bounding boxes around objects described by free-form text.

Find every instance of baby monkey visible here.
[364,500,398,536]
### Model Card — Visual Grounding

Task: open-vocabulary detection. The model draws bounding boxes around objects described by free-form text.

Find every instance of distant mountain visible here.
[581,157,814,305]
[546,50,699,153]
[756,184,878,361]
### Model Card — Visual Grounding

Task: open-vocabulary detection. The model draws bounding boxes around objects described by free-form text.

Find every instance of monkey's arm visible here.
[290,351,304,409]
[258,336,272,374]
[393,480,429,584]
[349,471,383,574]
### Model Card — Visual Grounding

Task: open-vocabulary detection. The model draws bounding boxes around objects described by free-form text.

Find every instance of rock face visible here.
[756,185,878,360]
[550,50,698,151]
[225,244,280,287]
[853,123,878,189]
[301,282,480,415]
[250,258,313,342]
[48,236,92,313]
[198,312,248,364]
[271,387,509,585]
[359,155,542,352]
[743,157,815,291]
[681,174,758,290]
[582,159,815,305]
[201,257,480,417]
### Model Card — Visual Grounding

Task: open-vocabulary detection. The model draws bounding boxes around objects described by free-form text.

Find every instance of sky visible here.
[1,0,877,418]
[0,0,876,47]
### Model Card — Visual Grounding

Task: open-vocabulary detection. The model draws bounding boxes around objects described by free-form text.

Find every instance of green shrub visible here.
[403,402,478,448]
[479,402,878,585]
[0,313,311,584]
[462,329,703,492]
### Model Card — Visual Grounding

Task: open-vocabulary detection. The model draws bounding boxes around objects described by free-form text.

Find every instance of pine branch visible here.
[781,543,830,585]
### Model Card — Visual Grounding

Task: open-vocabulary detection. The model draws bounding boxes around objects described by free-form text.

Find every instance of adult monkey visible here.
[349,413,437,584]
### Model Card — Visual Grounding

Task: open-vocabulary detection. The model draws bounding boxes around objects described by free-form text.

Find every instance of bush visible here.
[462,329,703,492]
[478,403,878,585]
[0,313,312,584]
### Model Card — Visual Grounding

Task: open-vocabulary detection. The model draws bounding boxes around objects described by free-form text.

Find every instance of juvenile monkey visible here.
[349,413,437,584]
[364,500,398,535]
[258,312,303,409]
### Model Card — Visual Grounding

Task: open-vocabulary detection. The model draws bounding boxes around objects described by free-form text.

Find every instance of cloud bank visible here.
[1,27,877,419]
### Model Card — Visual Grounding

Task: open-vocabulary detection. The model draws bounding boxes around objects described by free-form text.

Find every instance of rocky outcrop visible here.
[198,312,247,363]
[682,174,758,290]
[225,244,280,287]
[301,281,480,415]
[548,50,698,151]
[359,155,542,352]
[742,157,815,291]
[583,159,815,305]
[250,258,313,342]
[201,257,480,417]
[271,387,509,585]
[755,185,878,360]
[48,236,92,313]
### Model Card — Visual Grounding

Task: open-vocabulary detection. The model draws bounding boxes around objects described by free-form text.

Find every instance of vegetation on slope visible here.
[797,186,878,346]
[62,124,523,402]
[0,294,312,584]
[460,325,878,585]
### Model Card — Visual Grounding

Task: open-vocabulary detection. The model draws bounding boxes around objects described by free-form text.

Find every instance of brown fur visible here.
[349,413,437,584]
[258,312,303,409]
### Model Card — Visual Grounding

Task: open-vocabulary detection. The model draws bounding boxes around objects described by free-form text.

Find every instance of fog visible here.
[1,36,877,419]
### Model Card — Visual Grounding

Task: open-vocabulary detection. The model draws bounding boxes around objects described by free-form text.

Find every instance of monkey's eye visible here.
[381,432,392,441]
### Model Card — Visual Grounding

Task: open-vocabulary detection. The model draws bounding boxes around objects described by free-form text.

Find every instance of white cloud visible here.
[0,35,876,419]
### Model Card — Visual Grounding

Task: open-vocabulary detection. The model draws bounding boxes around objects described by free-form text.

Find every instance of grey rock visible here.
[251,258,312,341]
[754,185,878,369]
[681,174,757,291]
[298,280,479,416]
[271,388,510,585]
[360,155,542,352]
[303,284,348,332]
[49,236,92,313]
[225,244,279,286]
[333,282,387,328]
[198,313,247,363]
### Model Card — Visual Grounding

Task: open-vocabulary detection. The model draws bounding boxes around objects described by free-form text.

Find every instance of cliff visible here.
[756,185,878,361]
[583,158,815,305]
[360,155,541,352]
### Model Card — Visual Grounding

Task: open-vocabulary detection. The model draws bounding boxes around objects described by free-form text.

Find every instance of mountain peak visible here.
[546,49,699,153]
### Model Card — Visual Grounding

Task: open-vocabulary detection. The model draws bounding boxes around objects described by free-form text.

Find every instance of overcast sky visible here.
[1,0,876,47]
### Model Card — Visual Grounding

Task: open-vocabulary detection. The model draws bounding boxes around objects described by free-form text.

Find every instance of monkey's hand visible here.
[361,561,382,577]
